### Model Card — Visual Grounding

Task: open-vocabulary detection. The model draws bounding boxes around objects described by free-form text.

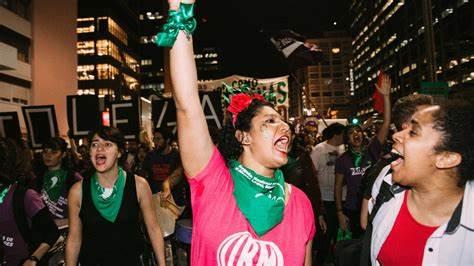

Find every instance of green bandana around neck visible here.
[229,160,286,236]
[350,148,364,168]
[91,167,126,222]
[0,185,12,204]
[43,169,68,202]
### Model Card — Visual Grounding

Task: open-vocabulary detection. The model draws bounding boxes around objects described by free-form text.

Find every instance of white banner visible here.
[198,75,289,119]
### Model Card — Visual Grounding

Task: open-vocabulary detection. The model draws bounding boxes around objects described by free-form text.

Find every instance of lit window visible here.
[141,59,152,66]
[98,17,128,45]
[77,17,94,22]
[96,40,123,63]
[448,60,458,69]
[97,64,119,80]
[77,41,95,55]
[441,8,454,18]
[402,66,410,75]
[77,25,95,33]
[140,36,155,44]
[77,65,95,80]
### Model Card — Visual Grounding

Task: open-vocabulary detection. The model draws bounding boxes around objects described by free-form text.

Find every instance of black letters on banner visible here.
[21,105,59,149]
[152,91,223,133]
[0,112,21,140]
[67,95,101,138]
[109,100,139,140]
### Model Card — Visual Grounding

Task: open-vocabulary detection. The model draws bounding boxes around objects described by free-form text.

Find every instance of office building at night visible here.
[1,0,77,134]
[137,0,166,97]
[351,0,473,116]
[77,0,140,100]
[1,1,33,114]
[302,32,353,118]
[195,47,222,81]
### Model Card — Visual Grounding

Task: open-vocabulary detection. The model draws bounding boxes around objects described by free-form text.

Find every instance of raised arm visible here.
[168,0,214,177]
[375,73,391,145]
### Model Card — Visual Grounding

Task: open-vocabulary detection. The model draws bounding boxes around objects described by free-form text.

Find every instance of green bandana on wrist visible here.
[91,167,126,222]
[0,185,11,204]
[155,3,196,47]
[43,169,68,202]
[229,160,286,236]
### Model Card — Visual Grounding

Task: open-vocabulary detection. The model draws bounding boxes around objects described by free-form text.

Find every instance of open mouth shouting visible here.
[390,148,405,169]
[274,135,290,156]
[95,154,107,167]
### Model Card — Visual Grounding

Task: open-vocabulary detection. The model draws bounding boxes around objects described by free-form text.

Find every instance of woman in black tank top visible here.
[65,127,166,265]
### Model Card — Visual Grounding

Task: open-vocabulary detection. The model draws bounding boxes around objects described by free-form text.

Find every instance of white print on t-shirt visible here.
[217,231,283,265]
[2,236,14,247]
[50,176,58,188]
[350,165,371,176]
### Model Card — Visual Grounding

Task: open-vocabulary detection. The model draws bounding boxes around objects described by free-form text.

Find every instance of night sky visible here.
[194,0,350,78]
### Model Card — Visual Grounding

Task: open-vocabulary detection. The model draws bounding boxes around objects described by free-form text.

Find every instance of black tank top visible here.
[79,172,144,266]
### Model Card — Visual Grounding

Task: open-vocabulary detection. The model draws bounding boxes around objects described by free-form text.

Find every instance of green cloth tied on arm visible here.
[154,3,196,47]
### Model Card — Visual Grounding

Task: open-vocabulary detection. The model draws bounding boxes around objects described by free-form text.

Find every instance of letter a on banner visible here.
[67,95,101,138]
[0,112,21,139]
[21,105,59,149]
[109,100,139,140]
[151,91,224,133]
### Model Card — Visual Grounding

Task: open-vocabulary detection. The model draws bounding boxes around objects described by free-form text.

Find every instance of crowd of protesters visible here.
[1,90,473,265]
[1,0,474,264]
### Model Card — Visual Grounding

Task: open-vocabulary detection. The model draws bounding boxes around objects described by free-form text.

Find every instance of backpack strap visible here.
[359,179,397,265]
[12,185,32,249]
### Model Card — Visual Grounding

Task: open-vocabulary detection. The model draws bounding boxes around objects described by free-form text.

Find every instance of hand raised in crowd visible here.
[167,0,194,10]
[375,73,391,96]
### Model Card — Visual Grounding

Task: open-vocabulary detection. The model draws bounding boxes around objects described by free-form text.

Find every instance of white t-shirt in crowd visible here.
[310,141,346,201]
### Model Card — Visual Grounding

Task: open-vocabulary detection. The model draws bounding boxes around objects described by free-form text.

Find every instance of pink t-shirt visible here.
[188,147,316,265]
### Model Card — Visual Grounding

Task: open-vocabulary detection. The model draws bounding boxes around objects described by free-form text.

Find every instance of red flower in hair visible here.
[227,93,266,126]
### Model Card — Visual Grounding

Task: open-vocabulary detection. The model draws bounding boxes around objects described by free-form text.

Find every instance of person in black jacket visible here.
[0,138,60,266]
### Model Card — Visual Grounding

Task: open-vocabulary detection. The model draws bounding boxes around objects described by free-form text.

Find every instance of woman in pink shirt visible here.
[159,0,316,264]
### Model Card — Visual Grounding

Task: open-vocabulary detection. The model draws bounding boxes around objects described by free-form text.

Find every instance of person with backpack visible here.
[33,137,82,221]
[0,138,60,266]
[367,100,474,265]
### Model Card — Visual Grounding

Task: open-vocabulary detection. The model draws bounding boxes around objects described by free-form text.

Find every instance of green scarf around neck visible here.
[91,167,126,222]
[229,160,286,236]
[350,148,364,168]
[43,168,68,202]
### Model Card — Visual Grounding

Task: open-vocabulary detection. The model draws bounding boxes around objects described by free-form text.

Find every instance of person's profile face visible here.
[391,106,443,185]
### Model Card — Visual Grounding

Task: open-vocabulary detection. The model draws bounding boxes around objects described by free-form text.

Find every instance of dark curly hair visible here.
[218,99,274,161]
[431,100,474,186]
[392,94,433,131]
